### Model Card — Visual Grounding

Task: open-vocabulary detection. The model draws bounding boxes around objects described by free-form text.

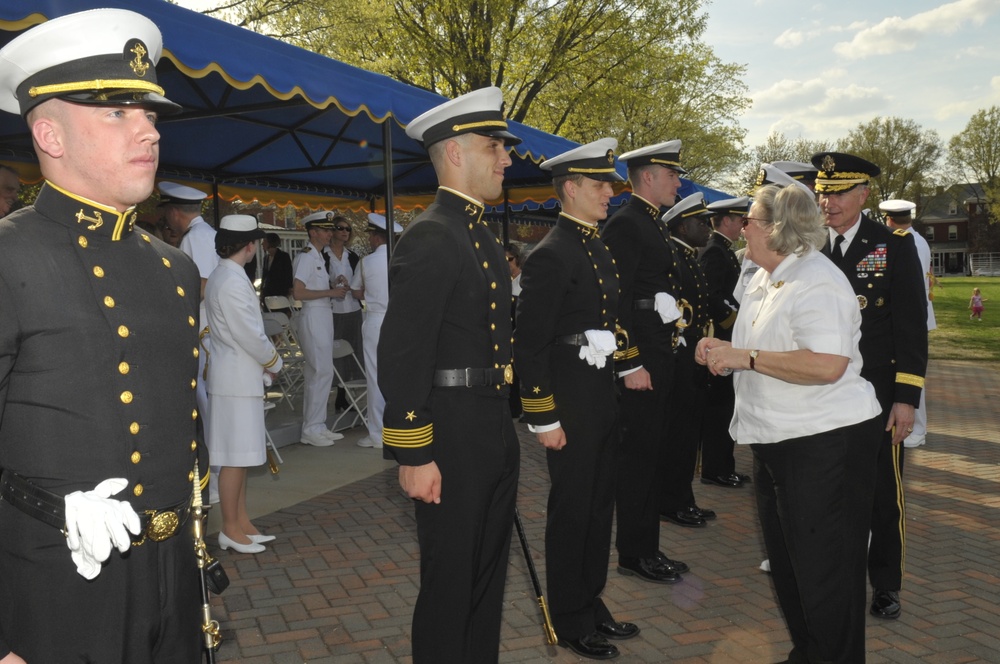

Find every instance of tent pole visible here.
[382,121,395,266]
[211,180,221,228]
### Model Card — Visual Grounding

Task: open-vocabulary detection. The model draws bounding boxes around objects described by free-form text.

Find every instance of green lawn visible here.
[928,276,999,362]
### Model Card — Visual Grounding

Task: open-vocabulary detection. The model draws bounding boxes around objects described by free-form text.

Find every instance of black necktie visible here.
[832,235,845,264]
[322,250,331,274]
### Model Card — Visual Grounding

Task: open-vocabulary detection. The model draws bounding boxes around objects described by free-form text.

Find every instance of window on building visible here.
[948,224,958,240]
[925,226,935,241]
[949,202,957,215]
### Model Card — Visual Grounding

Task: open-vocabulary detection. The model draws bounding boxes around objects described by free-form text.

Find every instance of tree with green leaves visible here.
[948,105,1000,224]
[201,0,749,187]
[727,132,832,195]
[838,116,943,221]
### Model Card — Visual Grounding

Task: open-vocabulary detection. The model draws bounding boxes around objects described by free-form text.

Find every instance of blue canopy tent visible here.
[0,0,579,229]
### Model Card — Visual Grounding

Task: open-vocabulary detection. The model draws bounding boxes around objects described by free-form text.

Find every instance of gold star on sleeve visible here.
[405,411,417,421]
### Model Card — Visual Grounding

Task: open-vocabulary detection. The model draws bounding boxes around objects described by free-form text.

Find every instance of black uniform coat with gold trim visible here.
[0,183,202,509]
[378,188,513,466]
[601,194,680,369]
[514,213,620,425]
[698,231,740,342]
[669,237,711,343]
[821,214,927,406]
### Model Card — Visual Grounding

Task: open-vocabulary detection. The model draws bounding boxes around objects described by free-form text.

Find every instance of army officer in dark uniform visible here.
[814,152,927,620]
[601,139,689,585]
[515,139,639,661]
[698,196,749,488]
[0,10,204,662]
[378,87,521,664]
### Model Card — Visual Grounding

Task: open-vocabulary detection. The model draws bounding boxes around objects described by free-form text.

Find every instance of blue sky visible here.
[177,0,1000,148]
[703,0,1000,147]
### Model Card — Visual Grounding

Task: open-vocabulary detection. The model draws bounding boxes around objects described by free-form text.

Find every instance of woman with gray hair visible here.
[695,184,882,663]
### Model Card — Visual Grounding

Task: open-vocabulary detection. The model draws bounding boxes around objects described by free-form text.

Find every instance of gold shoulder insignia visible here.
[302,245,312,253]
[893,228,908,237]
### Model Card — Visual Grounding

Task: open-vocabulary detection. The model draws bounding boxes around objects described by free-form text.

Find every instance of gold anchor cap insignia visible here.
[606,149,614,164]
[127,39,151,77]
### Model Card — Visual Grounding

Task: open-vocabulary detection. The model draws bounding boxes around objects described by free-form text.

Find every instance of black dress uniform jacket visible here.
[821,213,928,593]
[378,187,518,664]
[698,231,742,479]
[514,213,622,639]
[601,194,681,559]
[261,247,293,299]
[0,184,203,662]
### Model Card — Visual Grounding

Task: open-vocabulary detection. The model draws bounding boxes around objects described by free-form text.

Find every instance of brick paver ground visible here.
[210,360,1000,663]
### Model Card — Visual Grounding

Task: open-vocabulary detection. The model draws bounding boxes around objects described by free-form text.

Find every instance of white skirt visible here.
[206,394,267,467]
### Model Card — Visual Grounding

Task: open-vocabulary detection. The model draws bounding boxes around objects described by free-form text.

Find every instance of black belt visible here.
[555,334,589,346]
[433,366,512,387]
[0,469,191,545]
[633,299,657,310]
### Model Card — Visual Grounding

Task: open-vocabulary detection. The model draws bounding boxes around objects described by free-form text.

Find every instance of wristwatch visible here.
[749,349,760,371]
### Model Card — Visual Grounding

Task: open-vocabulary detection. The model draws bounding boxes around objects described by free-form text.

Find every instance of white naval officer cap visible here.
[750,164,813,196]
[366,212,402,234]
[405,86,522,148]
[617,139,686,174]
[771,161,818,182]
[661,192,708,231]
[158,181,209,206]
[706,196,750,217]
[0,8,180,117]
[216,214,265,248]
[541,138,625,182]
[301,210,337,229]
[879,199,916,220]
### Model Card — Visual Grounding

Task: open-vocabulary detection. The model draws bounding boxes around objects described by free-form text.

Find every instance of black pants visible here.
[0,500,201,663]
[411,393,519,664]
[615,334,675,558]
[660,341,707,512]
[700,371,737,478]
[752,415,882,664]
[863,364,907,591]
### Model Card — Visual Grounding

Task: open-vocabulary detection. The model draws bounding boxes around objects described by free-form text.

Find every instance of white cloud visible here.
[752,78,828,112]
[774,29,805,48]
[933,75,1000,123]
[833,0,1000,60]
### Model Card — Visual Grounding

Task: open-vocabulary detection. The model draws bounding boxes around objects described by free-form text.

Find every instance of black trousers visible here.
[0,499,201,663]
[660,341,707,512]
[411,392,519,664]
[700,371,737,478]
[544,354,619,640]
[752,415,882,664]
[863,364,907,591]
[615,330,675,559]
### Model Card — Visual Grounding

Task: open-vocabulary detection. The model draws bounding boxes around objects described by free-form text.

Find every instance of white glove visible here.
[64,478,142,580]
[579,330,616,369]
[654,292,682,324]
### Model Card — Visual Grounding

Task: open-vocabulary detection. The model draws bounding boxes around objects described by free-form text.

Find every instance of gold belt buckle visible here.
[503,364,514,385]
[147,510,179,542]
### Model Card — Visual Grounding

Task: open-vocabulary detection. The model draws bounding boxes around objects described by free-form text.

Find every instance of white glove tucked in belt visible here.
[654,292,682,324]
[64,478,142,580]
[579,329,617,369]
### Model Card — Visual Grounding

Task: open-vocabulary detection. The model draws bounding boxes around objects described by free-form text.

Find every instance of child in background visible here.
[969,287,986,321]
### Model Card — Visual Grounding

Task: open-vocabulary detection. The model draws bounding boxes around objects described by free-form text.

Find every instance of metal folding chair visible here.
[331,339,369,432]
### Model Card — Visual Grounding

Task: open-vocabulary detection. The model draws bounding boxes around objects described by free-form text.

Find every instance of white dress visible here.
[205,259,282,466]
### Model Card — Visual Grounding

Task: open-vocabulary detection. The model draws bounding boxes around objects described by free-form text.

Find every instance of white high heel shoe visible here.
[219,531,265,554]
[249,533,276,544]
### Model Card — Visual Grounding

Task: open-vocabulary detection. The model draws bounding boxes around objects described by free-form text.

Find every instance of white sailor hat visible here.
[366,212,402,234]
[662,192,708,230]
[879,199,916,219]
[0,9,180,117]
[706,196,750,216]
[751,164,813,196]
[541,138,625,182]
[405,86,521,148]
[772,161,817,182]
[617,139,685,174]
[215,214,265,247]
[301,210,337,229]
[158,181,208,206]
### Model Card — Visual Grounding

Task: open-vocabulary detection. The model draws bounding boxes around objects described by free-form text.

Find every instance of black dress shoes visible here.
[595,620,640,640]
[618,556,682,584]
[655,550,690,574]
[693,505,716,520]
[700,473,744,488]
[660,506,706,527]
[559,632,620,660]
[870,589,901,619]
[734,472,752,484]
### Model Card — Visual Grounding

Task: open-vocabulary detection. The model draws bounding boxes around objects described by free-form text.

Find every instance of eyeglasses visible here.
[741,216,769,228]
[334,226,351,232]
[506,256,515,262]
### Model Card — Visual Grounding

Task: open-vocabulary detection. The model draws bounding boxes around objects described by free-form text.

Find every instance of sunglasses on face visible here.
[334,226,351,232]
[741,216,768,228]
